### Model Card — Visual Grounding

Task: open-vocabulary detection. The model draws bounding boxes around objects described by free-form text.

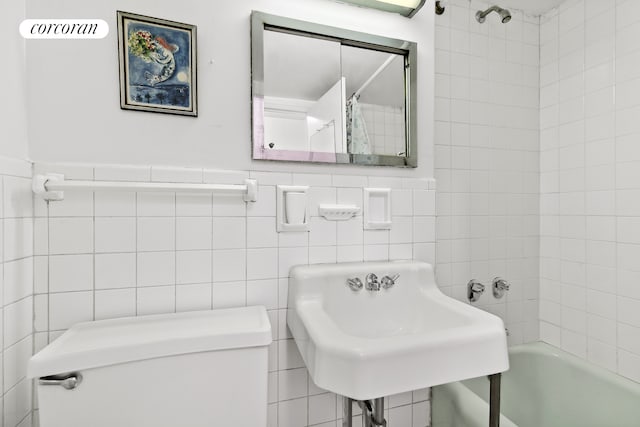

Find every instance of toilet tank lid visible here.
[28,306,272,379]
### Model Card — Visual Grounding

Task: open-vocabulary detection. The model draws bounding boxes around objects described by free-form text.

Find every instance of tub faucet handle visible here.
[467,279,485,302]
[492,277,510,299]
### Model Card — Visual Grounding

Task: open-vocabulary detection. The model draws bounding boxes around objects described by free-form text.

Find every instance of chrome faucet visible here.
[348,273,399,292]
[380,274,400,289]
[365,273,380,291]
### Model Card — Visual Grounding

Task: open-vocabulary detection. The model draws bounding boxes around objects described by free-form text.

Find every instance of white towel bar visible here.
[32,174,258,202]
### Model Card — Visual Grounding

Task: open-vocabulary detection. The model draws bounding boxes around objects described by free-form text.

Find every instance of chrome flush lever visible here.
[347,277,363,291]
[39,373,83,390]
[381,274,400,289]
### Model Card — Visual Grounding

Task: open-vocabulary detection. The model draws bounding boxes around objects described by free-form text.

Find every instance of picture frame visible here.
[117,11,197,116]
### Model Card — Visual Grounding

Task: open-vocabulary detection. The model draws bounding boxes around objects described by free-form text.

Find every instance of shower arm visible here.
[476,5,502,20]
[353,54,397,99]
[476,5,511,23]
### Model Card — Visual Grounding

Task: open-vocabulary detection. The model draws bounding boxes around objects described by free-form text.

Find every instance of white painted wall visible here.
[25,0,434,178]
[2,0,29,159]
[265,115,309,151]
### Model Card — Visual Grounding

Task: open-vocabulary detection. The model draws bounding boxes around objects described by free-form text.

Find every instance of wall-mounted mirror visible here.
[251,12,417,167]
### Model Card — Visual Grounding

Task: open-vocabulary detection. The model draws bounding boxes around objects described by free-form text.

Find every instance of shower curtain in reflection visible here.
[346,95,372,155]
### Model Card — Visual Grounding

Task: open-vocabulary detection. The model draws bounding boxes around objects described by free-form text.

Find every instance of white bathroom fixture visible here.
[336,0,426,18]
[287,261,508,401]
[32,173,258,202]
[277,185,310,232]
[318,204,361,221]
[363,188,391,229]
[29,307,272,427]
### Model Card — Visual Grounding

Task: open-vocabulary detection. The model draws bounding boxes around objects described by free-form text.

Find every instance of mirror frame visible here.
[251,11,418,168]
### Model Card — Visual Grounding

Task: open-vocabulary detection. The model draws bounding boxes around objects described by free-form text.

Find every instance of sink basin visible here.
[287,261,508,400]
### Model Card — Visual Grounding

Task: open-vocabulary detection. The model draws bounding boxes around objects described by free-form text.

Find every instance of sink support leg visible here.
[489,373,501,427]
[342,397,353,427]
[343,397,386,427]
[372,397,385,427]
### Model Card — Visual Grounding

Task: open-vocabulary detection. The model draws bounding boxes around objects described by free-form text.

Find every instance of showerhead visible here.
[499,8,512,23]
[476,5,512,24]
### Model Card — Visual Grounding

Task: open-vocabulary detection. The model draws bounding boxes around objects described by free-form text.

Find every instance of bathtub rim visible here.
[507,341,640,395]
[432,340,640,427]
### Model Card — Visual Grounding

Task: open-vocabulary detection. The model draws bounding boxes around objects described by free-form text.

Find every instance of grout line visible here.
[135,192,139,316]
[45,200,51,344]
[92,189,96,322]
[173,192,177,313]
[1,176,4,408]
[612,0,619,374]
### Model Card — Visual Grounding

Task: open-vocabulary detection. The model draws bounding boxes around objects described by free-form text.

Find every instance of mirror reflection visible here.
[263,30,344,154]
[252,12,417,167]
[342,46,406,156]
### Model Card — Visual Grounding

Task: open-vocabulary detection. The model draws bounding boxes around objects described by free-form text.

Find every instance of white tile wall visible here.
[0,157,34,427]
[360,103,407,156]
[434,0,540,345]
[33,162,436,427]
[539,0,640,383]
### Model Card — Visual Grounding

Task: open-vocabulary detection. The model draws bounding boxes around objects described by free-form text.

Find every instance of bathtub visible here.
[432,342,640,427]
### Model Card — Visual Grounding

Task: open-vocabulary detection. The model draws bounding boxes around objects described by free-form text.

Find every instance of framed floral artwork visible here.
[117,11,197,116]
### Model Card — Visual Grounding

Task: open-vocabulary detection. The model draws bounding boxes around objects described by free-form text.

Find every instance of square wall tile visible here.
[246,279,278,310]
[247,217,278,248]
[95,217,136,253]
[4,297,33,348]
[49,292,93,331]
[247,248,278,280]
[213,249,246,282]
[49,254,93,292]
[176,217,212,250]
[137,286,175,316]
[48,217,93,255]
[212,281,246,309]
[137,252,175,287]
[212,217,246,249]
[137,217,175,252]
[176,250,212,285]
[95,253,136,289]
[95,289,136,320]
[176,283,212,312]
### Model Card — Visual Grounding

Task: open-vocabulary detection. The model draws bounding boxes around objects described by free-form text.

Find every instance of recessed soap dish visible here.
[318,204,361,221]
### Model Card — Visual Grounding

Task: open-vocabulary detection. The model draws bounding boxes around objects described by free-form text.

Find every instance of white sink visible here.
[287,261,508,400]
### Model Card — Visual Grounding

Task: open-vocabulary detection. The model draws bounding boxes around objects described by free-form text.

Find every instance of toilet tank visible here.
[28,306,272,427]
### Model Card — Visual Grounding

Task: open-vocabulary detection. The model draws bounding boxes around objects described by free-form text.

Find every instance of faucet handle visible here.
[347,277,363,291]
[467,279,485,302]
[492,277,510,298]
[381,274,400,289]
